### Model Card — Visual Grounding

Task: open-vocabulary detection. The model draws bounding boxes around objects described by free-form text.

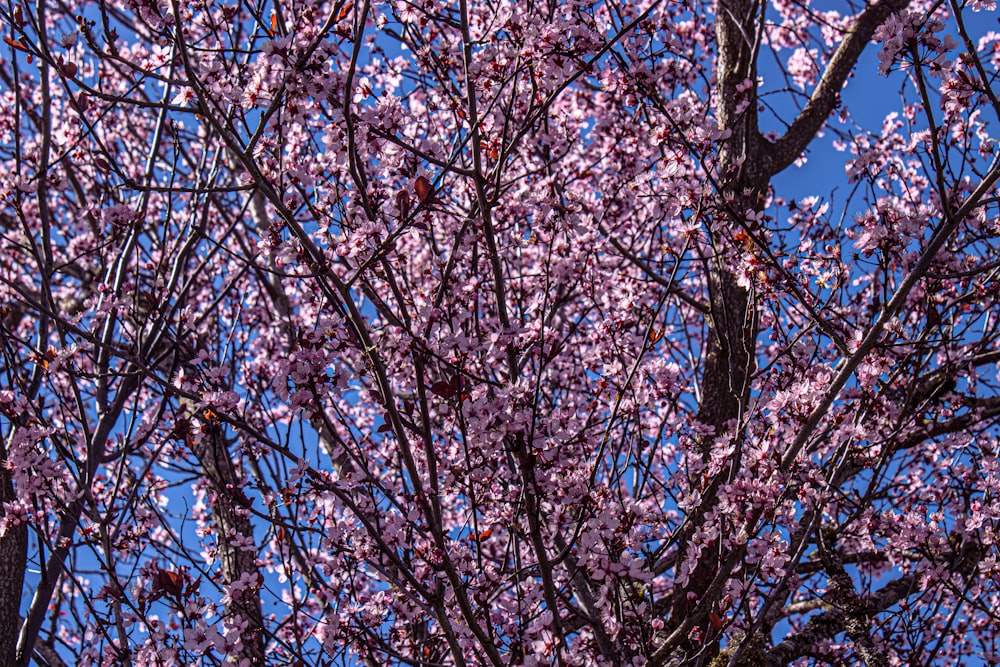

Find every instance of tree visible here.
[1,0,999,663]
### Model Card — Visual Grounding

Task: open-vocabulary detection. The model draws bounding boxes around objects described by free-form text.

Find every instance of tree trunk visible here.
[667,0,764,657]
[0,454,27,667]
[187,410,266,665]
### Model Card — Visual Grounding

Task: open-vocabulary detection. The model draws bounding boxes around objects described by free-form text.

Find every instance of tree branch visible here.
[764,0,910,177]
[764,573,915,666]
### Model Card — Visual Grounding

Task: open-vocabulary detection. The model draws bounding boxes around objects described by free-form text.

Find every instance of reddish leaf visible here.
[4,37,28,52]
[395,188,410,220]
[414,175,434,203]
[185,576,202,597]
[428,380,454,398]
[155,569,185,597]
[927,303,941,327]
[428,375,463,399]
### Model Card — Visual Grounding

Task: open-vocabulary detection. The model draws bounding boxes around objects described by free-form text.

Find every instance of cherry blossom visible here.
[1,0,999,665]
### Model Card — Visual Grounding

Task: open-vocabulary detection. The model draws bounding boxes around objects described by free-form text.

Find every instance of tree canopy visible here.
[1,0,1000,664]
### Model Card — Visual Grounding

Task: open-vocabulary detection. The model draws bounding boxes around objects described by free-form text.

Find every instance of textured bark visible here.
[662,0,922,663]
[703,0,765,458]
[666,0,763,658]
[0,452,27,667]
[187,410,266,665]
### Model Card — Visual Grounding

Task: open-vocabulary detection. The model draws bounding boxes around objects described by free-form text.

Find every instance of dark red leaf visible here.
[396,188,410,220]
[429,379,455,398]
[4,37,28,52]
[414,175,434,203]
[155,569,185,597]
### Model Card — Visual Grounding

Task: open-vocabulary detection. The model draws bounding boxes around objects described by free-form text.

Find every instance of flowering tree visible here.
[1,0,1000,663]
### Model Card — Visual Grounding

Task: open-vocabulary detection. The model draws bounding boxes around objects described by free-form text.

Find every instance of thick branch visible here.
[186,409,266,665]
[765,0,910,177]
[16,375,140,667]
[0,450,27,667]
[766,534,984,666]
[818,532,888,667]
[764,573,915,666]
[779,158,1000,471]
